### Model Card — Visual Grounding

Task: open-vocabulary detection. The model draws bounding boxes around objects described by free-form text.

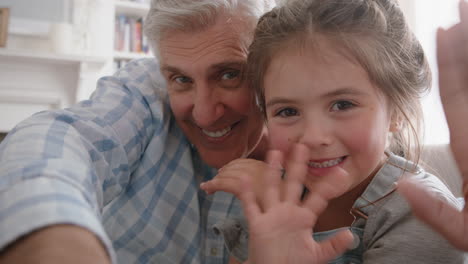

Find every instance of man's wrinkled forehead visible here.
[157,18,251,75]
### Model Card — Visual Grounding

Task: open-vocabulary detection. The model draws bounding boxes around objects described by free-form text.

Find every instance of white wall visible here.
[398,0,460,145]
[1,0,70,22]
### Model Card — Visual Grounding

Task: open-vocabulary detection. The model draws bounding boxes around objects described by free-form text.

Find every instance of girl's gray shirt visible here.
[213,153,465,263]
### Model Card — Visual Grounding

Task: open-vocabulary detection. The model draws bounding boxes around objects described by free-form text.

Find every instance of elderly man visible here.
[0,0,273,263]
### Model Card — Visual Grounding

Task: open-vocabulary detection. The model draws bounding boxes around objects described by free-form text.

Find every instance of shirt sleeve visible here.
[213,217,249,263]
[362,175,465,264]
[0,58,164,262]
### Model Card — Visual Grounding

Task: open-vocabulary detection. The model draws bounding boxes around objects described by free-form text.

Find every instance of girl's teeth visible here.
[202,126,232,138]
[309,157,344,168]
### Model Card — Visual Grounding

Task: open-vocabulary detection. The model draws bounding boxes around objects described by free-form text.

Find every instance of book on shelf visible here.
[117,0,150,4]
[114,15,150,55]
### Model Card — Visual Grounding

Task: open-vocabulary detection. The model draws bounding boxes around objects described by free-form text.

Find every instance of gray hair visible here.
[248,0,431,164]
[144,0,276,54]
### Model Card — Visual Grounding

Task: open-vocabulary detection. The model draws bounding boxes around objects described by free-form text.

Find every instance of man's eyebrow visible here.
[210,61,246,71]
[160,61,246,75]
[160,65,182,74]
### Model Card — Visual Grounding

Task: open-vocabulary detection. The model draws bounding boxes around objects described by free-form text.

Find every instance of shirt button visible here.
[210,247,218,256]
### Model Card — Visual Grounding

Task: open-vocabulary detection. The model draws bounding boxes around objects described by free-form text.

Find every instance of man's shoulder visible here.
[114,58,166,93]
[106,58,171,110]
[118,58,159,75]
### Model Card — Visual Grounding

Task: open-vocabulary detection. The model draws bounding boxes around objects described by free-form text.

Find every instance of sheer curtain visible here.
[412,0,460,144]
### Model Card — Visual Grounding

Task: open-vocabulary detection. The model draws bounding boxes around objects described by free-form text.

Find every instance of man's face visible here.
[159,16,263,169]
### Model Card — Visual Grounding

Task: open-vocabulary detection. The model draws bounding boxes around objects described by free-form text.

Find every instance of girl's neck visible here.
[314,173,375,232]
[314,153,388,232]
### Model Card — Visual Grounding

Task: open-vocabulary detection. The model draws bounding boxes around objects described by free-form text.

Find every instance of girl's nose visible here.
[299,119,334,148]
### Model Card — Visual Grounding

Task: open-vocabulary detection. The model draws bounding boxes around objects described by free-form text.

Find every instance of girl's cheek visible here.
[268,129,294,153]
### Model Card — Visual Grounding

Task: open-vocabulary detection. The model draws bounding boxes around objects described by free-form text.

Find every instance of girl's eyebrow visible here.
[265,87,369,108]
[322,87,369,98]
[265,98,295,108]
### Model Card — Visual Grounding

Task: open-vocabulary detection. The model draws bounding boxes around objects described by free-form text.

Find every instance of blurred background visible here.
[0,0,461,145]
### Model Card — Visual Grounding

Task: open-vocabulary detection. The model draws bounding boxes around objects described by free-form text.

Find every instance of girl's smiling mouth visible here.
[308,156,346,169]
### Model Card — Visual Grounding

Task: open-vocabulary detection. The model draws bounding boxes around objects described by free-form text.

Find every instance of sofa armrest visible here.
[420,144,462,197]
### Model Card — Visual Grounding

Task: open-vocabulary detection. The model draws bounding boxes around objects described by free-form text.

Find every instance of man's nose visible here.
[192,84,225,127]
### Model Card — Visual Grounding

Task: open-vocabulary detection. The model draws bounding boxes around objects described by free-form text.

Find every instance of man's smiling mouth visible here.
[201,121,240,138]
[202,126,232,138]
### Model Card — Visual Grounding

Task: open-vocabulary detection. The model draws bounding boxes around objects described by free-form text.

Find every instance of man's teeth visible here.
[309,157,344,168]
[202,126,232,138]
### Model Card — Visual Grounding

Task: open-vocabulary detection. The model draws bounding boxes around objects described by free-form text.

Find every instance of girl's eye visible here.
[275,107,298,117]
[331,100,356,111]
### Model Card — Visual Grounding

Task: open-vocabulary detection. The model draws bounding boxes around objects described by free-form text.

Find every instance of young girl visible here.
[201,0,464,263]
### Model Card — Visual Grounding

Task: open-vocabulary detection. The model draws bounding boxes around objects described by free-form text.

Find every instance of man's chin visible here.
[199,149,245,169]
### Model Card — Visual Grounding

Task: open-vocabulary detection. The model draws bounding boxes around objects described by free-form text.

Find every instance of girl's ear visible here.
[389,113,402,132]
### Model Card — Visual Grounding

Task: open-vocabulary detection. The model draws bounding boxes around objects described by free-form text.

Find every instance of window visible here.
[3,0,71,36]
[412,0,460,144]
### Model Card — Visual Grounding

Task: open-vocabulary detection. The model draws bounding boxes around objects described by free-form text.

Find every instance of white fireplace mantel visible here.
[0,48,109,132]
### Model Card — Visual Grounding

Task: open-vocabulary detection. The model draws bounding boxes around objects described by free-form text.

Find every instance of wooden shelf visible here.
[114,51,152,60]
[115,1,150,17]
[0,48,108,65]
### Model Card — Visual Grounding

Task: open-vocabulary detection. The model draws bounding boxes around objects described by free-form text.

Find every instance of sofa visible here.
[421,144,462,197]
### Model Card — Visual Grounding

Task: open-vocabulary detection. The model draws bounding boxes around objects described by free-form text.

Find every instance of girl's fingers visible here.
[266,149,284,170]
[303,167,351,215]
[201,169,251,196]
[283,144,310,203]
[238,182,262,221]
[437,26,466,118]
[316,229,355,262]
[218,159,260,173]
[301,192,328,226]
[200,176,243,196]
[263,150,284,210]
[309,167,351,199]
[459,0,468,50]
[437,25,468,183]
[397,179,468,251]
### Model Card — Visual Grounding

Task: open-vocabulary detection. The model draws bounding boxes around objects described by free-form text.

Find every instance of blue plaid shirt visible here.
[0,58,243,263]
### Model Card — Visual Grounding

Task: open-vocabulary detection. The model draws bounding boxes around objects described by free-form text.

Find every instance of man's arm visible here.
[0,225,110,263]
[0,59,162,262]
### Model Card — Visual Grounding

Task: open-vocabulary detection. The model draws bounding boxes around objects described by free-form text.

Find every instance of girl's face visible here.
[263,39,396,193]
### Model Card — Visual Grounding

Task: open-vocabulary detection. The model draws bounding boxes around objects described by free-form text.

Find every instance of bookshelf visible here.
[115,0,150,17]
[0,48,107,65]
[113,0,152,70]
[0,0,153,133]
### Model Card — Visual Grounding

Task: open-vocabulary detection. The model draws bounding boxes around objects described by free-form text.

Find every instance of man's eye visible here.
[221,70,240,80]
[331,100,356,111]
[276,107,298,117]
[219,69,243,89]
[174,76,192,84]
